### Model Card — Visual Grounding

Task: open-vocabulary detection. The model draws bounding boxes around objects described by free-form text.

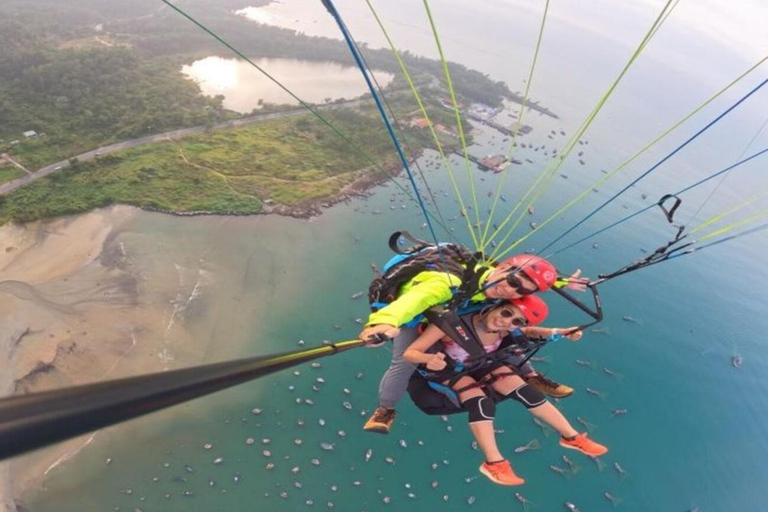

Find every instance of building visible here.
[434,124,457,137]
[478,154,509,172]
[516,125,533,135]
[408,117,430,129]
[23,130,38,138]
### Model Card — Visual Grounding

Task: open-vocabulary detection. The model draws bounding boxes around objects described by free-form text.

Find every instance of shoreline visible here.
[1,198,343,509]
[0,206,238,509]
[0,207,138,511]
[2,145,411,509]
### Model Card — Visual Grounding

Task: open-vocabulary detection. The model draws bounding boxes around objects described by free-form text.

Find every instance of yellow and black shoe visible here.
[363,407,397,434]
[524,373,574,398]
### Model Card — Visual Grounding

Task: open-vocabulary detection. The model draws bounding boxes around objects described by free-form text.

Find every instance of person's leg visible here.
[528,402,578,438]
[364,327,419,433]
[377,327,419,409]
[490,367,607,456]
[455,375,525,486]
[455,378,503,463]
[489,368,577,437]
[503,351,536,376]
[503,352,573,398]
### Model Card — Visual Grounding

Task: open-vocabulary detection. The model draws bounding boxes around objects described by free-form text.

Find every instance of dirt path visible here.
[0,154,31,176]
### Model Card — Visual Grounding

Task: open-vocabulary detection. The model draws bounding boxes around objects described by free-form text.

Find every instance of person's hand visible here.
[360,324,400,347]
[564,269,589,292]
[425,352,447,371]
[563,327,583,341]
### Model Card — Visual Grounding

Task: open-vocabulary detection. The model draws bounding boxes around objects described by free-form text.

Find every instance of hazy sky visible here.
[627,0,767,62]
[244,0,766,83]
[538,0,767,81]
[240,0,767,118]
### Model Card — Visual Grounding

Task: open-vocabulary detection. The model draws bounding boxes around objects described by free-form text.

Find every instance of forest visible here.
[0,0,507,221]
[1,0,512,163]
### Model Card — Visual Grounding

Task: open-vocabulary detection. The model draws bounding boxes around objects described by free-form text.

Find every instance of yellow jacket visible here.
[366,265,494,327]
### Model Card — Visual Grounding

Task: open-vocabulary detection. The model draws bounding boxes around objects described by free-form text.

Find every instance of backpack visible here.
[368,231,484,313]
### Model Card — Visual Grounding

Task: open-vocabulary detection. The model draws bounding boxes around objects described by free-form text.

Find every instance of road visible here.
[0,99,366,196]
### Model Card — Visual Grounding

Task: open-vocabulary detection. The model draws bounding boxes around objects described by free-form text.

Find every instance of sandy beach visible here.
[0,206,228,511]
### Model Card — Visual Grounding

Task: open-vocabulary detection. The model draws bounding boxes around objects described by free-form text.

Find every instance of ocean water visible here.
[24,135,768,512]
[21,1,768,511]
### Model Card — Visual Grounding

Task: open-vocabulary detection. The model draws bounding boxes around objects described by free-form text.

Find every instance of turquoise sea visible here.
[21,1,768,511]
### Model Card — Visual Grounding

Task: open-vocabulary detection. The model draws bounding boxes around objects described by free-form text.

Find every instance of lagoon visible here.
[182,56,392,113]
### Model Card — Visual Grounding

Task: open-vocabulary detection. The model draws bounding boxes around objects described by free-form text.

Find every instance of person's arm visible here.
[365,272,459,328]
[554,269,590,291]
[404,324,449,370]
[521,325,583,341]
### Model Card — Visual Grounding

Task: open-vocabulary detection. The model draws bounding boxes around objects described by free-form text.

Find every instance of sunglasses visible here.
[499,307,528,326]
[505,271,537,296]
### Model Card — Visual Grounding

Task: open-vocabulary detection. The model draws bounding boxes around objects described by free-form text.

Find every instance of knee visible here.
[463,396,496,423]
[505,384,546,409]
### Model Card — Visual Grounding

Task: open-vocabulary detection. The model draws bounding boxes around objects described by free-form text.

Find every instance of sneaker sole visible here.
[559,440,608,457]
[363,424,391,434]
[478,465,525,486]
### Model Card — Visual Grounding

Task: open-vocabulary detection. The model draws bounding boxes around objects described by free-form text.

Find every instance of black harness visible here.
[369,231,490,315]
[409,307,544,414]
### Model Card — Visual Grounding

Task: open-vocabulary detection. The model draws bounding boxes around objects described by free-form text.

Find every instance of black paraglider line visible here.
[0,340,365,462]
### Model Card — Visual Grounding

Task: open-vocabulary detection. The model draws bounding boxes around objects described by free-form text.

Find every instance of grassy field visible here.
[0,143,263,224]
[0,107,421,224]
[0,166,25,185]
[8,135,98,171]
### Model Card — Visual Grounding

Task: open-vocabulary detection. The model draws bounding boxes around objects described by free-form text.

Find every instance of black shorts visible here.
[407,362,519,416]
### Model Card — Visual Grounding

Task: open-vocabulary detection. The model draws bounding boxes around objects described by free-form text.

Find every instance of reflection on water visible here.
[182,56,392,113]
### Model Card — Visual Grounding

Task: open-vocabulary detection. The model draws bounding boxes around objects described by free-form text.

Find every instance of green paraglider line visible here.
[547,146,768,258]
[540,77,768,256]
[160,0,451,235]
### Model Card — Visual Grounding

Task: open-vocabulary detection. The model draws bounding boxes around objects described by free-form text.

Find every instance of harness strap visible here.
[596,224,691,283]
[453,370,518,395]
[388,230,431,255]
[448,252,487,310]
[417,329,541,392]
[657,194,682,223]
[424,308,487,360]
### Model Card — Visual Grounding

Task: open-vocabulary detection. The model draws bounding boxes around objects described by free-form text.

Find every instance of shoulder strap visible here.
[497,329,529,352]
[448,252,489,310]
[388,230,431,255]
[369,233,475,309]
[424,306,487,360]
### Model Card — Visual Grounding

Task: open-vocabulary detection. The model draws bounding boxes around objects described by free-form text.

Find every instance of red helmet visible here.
[500,255,557,291]
[511,295,549,326]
